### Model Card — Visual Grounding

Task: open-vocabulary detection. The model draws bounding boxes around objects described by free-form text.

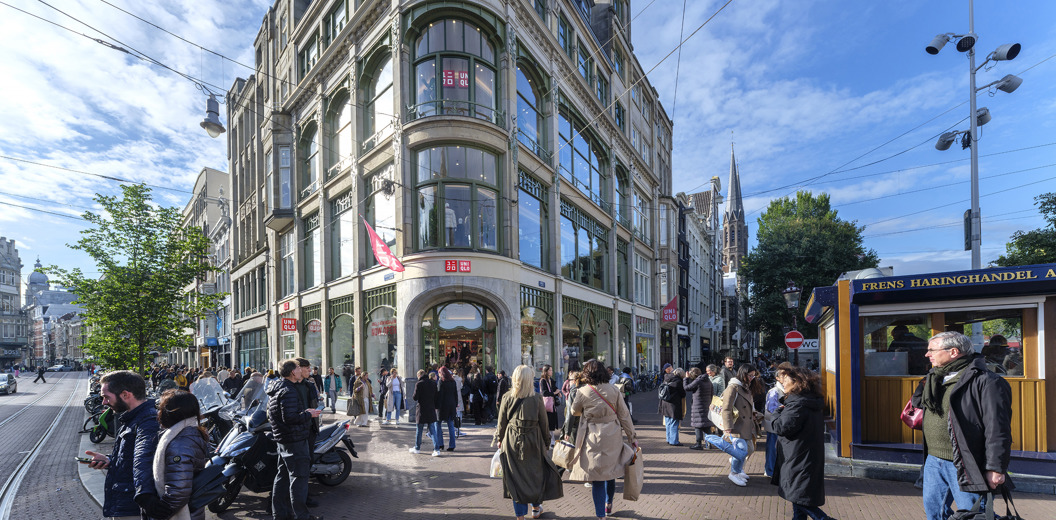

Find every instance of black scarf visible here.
[921,354,975,414]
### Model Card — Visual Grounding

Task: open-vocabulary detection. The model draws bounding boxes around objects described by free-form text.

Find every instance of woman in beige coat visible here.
[720,364,760,485]
[568,359,637,519]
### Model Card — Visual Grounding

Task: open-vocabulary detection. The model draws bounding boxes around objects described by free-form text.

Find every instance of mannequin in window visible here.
[445,203,456,244]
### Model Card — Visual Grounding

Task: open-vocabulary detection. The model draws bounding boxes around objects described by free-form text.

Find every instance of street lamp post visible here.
[927,1,1021,270]
[781,281,802,366]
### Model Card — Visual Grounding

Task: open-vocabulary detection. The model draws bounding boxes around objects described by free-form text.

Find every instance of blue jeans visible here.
[415,421,441,450]
[791,504,830,520]
[591,480,616,517]
[705,434,749,474]
[664,416,680,444]
[765,432,778,475]
[436,418,456,449]
[386,391,403,421]
[923,455,987,520]
[512,501,540,517]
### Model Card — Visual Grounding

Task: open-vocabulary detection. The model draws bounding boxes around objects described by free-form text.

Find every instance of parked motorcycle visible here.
[81,406,118,443]
[203,384,358,513]
[191,377,238,446]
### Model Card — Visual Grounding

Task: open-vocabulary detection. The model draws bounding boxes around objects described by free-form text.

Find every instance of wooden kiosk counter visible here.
[804,263,1055,475]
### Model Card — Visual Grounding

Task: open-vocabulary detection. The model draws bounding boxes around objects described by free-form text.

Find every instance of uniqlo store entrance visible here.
[420,301,498,375]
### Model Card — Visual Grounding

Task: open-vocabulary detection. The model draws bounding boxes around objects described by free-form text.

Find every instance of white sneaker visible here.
[584,482,593,488]
[728,473,747,487]
[409,447,420,454]
[432,450,442,457]
[735,471,749,481]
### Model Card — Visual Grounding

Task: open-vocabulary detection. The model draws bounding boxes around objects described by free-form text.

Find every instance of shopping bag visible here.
[623,447,643,501]
[489,449,503,478]
[551,440,577,469]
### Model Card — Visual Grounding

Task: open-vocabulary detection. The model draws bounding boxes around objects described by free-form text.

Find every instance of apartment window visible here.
[633,189,651,242]
[280,14,288,48]
[534,0,546,22]
[617,240,629,300]
[299,36,318,78]
[264,150,274,212]
[416,145,499,251]
[366,165,397,267]
[634,252,651,306]
[516,65,545,157]
[413,19,497,122]
[363,55,393,144]
[596,75,608,104]
[558,16,573,59]
[613,0,627,25]
[560,201,607,290]
[659,206,668,247]
[612,48,624,79]
[518,172,548,270]
[303,213,321,288]
[279,231,295,297]
[614,165,629,227]
[300,125,319,198]
[278,146,292,209]
[326,92,353,178]
[324,1,347,46]
[614,102,625,132]
[330,190,355,279]
[577,43,591,82]
[557,109,607,207]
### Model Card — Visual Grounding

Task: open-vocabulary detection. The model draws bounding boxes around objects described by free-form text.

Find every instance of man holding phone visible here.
[267,358,323,520]
[83,370,161,520]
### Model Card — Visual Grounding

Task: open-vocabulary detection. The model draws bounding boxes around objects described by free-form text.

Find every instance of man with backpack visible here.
[658,363,686,445]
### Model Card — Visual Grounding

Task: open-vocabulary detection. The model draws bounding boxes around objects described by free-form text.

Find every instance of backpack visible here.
[658,381,677,403]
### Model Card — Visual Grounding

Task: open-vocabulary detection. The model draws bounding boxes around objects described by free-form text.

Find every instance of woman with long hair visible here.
[706,364,760,487]
[384,368,404,424]
[436,367,459,451]
[770,367,833,520]
[539,364,559,447]
[141,390,209,520]
[493,365,563,520]
[683,366,715,450]
[568,359,638,519]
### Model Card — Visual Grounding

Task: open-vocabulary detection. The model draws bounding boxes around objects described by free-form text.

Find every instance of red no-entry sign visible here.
[785,330,804,349]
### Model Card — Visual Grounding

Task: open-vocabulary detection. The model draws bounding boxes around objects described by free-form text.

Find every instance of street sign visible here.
[785,330,804,349]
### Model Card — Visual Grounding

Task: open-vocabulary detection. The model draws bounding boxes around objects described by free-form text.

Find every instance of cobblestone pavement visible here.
[1,371,102,519]
[200,390,1056,520]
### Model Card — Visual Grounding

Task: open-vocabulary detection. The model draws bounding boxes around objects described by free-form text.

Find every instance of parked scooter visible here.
[81,406,118,443]
[203,383,358,513]
[191,377,238,446]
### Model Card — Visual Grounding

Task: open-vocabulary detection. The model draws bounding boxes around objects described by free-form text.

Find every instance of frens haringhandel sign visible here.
[856,265,1055,292]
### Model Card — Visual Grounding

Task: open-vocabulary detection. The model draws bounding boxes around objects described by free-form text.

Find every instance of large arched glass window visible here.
[363,55,393,147]
[558,109,607,207]
[421,301,497,373]
[366,164,397,267]
[326,92,353,178]
[416,145,499,251]
[300,123,319,198]
[412,19,497,123]
[516,64,545,157]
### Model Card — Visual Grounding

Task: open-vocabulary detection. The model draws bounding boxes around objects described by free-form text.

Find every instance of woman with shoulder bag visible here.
[763,362,792,477]
[659,366,687,446]
[139,390,209,520]
[568,360,638,519]
[493,365,564,520]
[770,367,833,520]
[706,364,761,487]
[539,365,559,447]
[683,367,715,450]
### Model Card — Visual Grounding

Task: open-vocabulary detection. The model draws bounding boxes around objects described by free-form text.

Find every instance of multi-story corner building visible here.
[683,178,723,365]
[178,167,230,368]
[0,238,27,368]
[23,259,82,367]
[225,0,673,380]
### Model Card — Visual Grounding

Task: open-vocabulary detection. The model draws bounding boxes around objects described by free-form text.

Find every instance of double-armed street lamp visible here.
[926,2,1022,270]
[782,281,801,366]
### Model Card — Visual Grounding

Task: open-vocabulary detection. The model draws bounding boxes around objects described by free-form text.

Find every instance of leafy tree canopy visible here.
[741,191,879,350]
[993,193,1056,267]
[44,185,222,371]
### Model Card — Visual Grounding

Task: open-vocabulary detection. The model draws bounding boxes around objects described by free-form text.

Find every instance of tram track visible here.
[0,373,82,519]
[0,371,72,431]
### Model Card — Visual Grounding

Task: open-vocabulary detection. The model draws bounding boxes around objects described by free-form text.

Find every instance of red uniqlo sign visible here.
[445,260,458,272]
[459,260,471,272]
[445,260,471,272]
[307,320,322,333]
[785,330,805,349]
[442,70,469,88]
[281,318,298,332]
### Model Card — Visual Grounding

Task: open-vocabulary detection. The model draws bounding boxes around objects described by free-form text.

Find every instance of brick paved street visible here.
[199,390,1056,520]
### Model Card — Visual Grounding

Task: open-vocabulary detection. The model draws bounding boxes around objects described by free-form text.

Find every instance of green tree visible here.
[993,193,1056,267]
[741,191,879,350]
[45,185,222,372]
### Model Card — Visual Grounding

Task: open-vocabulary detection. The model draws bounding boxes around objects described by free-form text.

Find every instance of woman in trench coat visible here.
[719,364,760,486]
[493,365,563,520]
[568,359,638,519]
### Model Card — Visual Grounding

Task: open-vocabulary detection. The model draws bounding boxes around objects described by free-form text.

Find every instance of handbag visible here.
[489,449,503,478]
[551,440,577,469]
[948,487,1023,520]
[900,398,924,430]
[543,395,555,413]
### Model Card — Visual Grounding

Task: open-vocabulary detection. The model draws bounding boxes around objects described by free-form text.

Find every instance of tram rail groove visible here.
[0,374,82,519]
[0,372,71,431]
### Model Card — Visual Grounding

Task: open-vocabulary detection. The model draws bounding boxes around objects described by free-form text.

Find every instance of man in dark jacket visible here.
[268,359,323,520]
[483,367,499,422]
[411,369,441,455]
[84,370,162,519]
[658,363,686,446]
[33,364,46,383]
[720,357,737,386]
[912,331,1012,520]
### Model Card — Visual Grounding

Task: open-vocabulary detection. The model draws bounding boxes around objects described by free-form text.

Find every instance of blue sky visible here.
[1,0,1054,293]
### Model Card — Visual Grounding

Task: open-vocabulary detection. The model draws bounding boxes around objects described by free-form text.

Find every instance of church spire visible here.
[724,144,744,223]
[722,143,748,273]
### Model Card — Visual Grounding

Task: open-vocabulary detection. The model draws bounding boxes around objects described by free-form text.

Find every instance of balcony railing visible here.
[408,100,506,129]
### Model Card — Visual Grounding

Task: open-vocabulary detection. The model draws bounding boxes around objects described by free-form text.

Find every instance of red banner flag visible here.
[661,296,678,322]
[362,218,404,272]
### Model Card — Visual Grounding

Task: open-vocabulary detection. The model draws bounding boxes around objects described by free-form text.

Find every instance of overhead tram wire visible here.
[0,155,193,194]
[864,210,1041,239]
[0,201,89,222]
[669,0,689,131]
